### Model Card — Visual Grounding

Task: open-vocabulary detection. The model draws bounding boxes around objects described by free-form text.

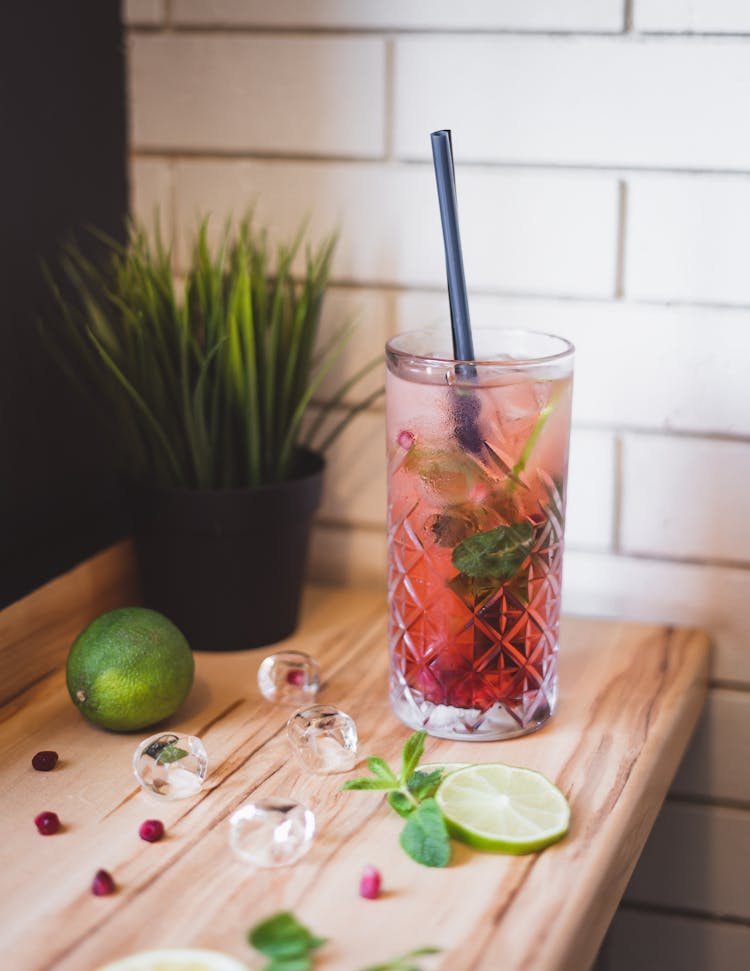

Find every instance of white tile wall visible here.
[635,1,750,33]
[606,910,750,971]
[565,429,616,551]
[621,433,750,563]
[624,802,750,918]
[129,158,173,239]
[627,175,750,304]
[171,0,624,32]
[171,159,618,295]
[122,0,164,26]
[129,34,386,157]
[673,690,750,803]
[393,292,750,436]
[394,37,750,169]
[563,551,750,684]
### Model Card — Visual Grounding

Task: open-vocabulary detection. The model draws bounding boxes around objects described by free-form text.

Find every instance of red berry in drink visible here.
[359,864,382,899]
[139,819,165,842]
[34,811,60,835]
[32,751,59,771]
[91,869,116,896]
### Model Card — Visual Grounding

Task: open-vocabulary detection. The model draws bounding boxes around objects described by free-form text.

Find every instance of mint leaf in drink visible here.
[400,730,427,784]
[399,798,451,868]
[249,911,326,964]
[452,522,534,580]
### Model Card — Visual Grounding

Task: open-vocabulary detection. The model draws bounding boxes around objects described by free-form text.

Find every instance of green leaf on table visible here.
[359,946,442,971]
[342,777,396,791]
[399,730,427,784]
[407,769,443,802]
[386,790,416,818]
[248,911,326,961]
[399,798,451,868]
[367,755,399,784]
[451,522,534,580]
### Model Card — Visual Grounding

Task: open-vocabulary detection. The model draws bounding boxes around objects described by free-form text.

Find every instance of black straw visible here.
[431,129,475,363]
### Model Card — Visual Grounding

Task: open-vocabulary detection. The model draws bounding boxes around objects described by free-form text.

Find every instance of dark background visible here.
[1,2,128,607]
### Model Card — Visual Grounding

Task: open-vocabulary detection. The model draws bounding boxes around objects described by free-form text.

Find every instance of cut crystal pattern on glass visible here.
[388,477,563,741]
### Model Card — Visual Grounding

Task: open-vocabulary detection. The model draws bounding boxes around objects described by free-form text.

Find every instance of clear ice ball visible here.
[257,651,321,705]
[133,732,208,799]
[229,797,315,868]
[286,704,358,774]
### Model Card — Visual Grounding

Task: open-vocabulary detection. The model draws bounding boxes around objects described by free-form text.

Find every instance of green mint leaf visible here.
[399,798,451,868]
[155,744,188,764]
[248,912,326,960]
[451,522,534,580]
[407,769,443,802]
[342,777,396,791]
[400,731,427,785]
[367,756,398,785]
[386,790,416,818]
[266,959,312,971]
[359,945,442,971]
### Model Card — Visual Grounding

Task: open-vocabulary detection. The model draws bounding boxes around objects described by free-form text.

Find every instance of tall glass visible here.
[386,329,574,741]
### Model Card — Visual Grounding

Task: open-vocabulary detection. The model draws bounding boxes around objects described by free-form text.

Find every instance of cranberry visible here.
[91,869,116,896]
[32,751,59,772]
[139,819,165,842]
[359,864,382,899]
[34,811,60,835]
[286,669,305,687]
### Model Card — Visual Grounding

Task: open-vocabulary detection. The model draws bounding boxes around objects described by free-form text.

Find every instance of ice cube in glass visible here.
[228,797,315,868]
[133,732,208,799]
[286,704,358,774]
[257,651,321,705]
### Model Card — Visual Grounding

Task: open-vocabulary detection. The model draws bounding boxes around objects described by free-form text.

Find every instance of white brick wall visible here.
[125,7,750,968]
[635,0,750,33]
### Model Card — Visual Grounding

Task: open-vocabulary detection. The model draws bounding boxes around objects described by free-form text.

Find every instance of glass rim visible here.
[386,327,575,369]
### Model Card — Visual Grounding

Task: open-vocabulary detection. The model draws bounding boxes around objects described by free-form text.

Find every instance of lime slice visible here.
[95,950,249,971]
[435,763,570,854]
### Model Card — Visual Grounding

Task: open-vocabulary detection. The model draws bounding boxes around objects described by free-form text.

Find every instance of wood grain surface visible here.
[0,543,710,971]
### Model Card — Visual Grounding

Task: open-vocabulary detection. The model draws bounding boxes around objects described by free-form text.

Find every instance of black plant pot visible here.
[128,450,325,651]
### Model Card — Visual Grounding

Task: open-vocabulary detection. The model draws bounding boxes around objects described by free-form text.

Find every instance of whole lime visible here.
[66,607,195,732]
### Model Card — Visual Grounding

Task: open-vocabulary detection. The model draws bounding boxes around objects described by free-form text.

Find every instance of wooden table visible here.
[0,542,710,971]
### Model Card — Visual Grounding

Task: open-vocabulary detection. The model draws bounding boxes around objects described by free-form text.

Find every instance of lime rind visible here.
[95,949,249,971]
[435,763,570,855]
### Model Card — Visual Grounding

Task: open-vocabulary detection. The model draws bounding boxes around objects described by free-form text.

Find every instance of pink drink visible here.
[386,329,574,740]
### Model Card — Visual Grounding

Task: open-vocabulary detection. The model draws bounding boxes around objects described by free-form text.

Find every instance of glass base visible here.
[390,678,557,741]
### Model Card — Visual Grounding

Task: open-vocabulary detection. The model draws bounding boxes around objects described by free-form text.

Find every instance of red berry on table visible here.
[34,811,60,835]
[91,869,116,896]
[359,864,382,899]
[138,819,165,842]
[32,751,59,771]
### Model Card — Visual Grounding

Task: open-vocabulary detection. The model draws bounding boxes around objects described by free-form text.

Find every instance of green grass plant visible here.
[44,217,381,489]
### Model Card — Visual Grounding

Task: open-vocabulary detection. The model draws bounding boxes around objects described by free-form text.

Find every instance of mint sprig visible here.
[342,732,450,868]
[249,912,439,971]
[248,912,326,971]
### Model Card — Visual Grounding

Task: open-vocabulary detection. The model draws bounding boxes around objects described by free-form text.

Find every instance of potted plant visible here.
[44,217,381,650]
